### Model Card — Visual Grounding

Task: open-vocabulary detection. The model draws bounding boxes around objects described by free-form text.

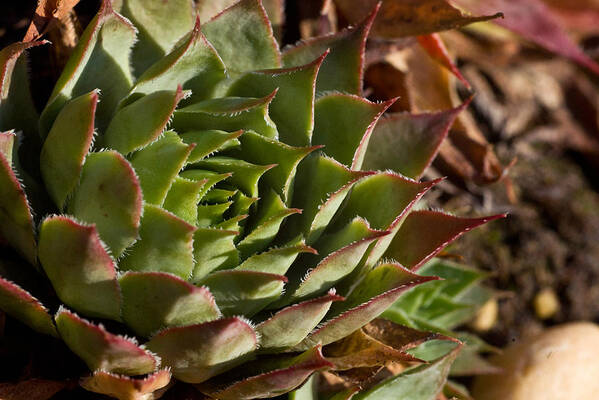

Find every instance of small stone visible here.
[533,288,560,319]
[471,298,498,332]
[472,322,599,400]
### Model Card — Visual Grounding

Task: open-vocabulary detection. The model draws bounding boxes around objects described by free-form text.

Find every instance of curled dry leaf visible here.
[334,0,501,38]
[23,0,81,42]
[453,0,599,74]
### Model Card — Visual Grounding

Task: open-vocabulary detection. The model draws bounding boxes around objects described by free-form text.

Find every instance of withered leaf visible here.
[334,0,501,38]
[324,328,420,371]
[23,0,80,42]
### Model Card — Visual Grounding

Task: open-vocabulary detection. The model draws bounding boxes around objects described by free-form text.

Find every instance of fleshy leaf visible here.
[115,0,195,75]
[202,0,281,74]
[290,154,374,245]
[0,152,36,265]
[40,90,97,209]
[80,369,171,400]
[130,16,227,102]
[0,277,57,337]
[237,190,301,258]
[120,271,220,337]
[146,317,258,383]
[196,270,288,316]
[130,131,193,206]
[131,131,193,205]
[0,41,48,137]
[282,6,378,94]
[191,227,239,282]
[385,211,505,270]
[104,87,187,154]
[163,177,205,225]
[202,346,333,400]
[40,0,136,133]
[331,172,439,271]
[55,308,157,375]
[296,264,436,349]
[312,94,394,169]
[363,102,469,179]
[353,346,460,400]
[257,290,344,351]
[193,156,275,198]
[334,0,501,38]
[181,129,243,163]
[279,226,389,307]
[119,204,195,279]
[172,92,278,139]
[227,52,327,146]
[235,130,320,200]
[68,151,142,258]
[38,216,121,321]
[238,242,317,275]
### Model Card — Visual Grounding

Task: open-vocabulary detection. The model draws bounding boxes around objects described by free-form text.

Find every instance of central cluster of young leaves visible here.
[0,0,502,398]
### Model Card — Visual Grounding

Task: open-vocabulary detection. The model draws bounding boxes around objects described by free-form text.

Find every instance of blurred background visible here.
[1,0,598,352]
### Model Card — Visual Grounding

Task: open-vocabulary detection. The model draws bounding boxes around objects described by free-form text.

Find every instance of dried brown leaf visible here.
[334,0,501,38]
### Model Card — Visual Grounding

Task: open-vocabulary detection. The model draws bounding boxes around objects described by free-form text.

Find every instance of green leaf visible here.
[257,290,343,351]
[363,103,468,179]
[197,270,287,317]
[0,41,47,138]
[197,201,233,227]
[115,0,195,75]
[0,277,57,337]
[38,216,121,321]
[237,190,300,258]
[40,1,136,134]
[40,91,97,209]
[0,152,36,265]
[120,271,221,337]
[163,177,205,225]
[330,172,439,271]
[354,347,459,400]
[130,17,227,102]
[235,130,319,200]
[296,267,435,350]
[146,317,258,383]
[202,0,281,74]
[238,242,316,275]
[282,6,377,94]
[289,154,373,245]
[181,129,243,163]
[68,151,142,258]
[130,131,193,206]
[191,227,239,282]
[312,94,393,169]
[104,87,187,154]
[119,204,196,279]
[55,308,157,375]
[193,155,275,198]
[227,52,327,146]
[279,225,388,306]
[172,92,279,139]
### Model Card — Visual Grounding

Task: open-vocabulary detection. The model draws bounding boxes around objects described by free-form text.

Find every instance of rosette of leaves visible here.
[0,0,503,399]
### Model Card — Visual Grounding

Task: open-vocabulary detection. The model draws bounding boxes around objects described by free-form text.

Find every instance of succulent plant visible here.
[0,0,503,398]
